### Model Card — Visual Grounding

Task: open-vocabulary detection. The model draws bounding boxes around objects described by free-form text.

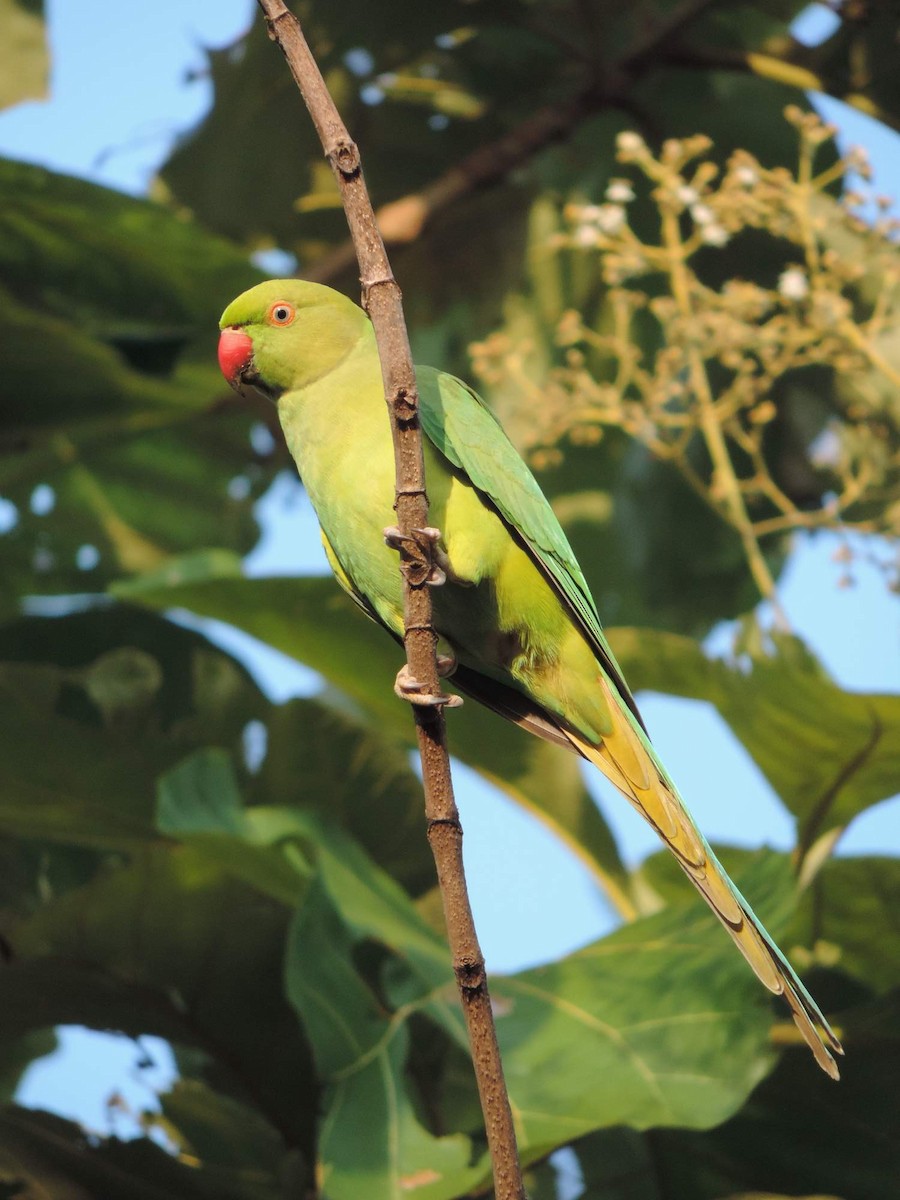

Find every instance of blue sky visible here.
[3,0,899,1140]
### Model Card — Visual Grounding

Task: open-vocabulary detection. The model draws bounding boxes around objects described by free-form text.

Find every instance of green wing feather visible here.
[417,367,646,732]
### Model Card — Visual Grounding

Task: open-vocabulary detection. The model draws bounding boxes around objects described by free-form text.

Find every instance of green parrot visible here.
[219,278,842,1079]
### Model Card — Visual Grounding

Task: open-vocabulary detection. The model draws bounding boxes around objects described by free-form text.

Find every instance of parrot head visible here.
[218,279,370,398]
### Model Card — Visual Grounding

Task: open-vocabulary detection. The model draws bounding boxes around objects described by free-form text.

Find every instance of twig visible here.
[255,3,525,1196]
[658,204,790,629]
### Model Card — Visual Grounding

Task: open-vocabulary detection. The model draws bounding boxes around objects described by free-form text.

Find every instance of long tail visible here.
[565,676,843,1080]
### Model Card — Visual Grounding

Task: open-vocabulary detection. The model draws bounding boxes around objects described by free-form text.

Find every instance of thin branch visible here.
[658,205,790,628]
[255,3,525,1196]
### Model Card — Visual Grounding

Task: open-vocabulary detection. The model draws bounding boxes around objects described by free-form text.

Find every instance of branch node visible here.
[325,138,361,178]
[383,524,446,587]
[428,816,463,834]
[456,959,487,992]
[392,386,419,423]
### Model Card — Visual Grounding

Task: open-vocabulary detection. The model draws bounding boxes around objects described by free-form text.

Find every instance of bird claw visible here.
[436,652,458,678]
[383,525,411,551]
[394,665,463,708]
[383,525,448,586]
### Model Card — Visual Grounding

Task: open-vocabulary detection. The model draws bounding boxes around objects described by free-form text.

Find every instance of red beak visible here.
[218,325,254,386]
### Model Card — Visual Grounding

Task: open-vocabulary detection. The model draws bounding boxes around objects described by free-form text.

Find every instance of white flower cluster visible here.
[575,202,627,239]
[778,266,809,301]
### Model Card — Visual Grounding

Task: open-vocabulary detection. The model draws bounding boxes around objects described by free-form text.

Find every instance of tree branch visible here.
[307,0,727,284]
[254,3,525,1196]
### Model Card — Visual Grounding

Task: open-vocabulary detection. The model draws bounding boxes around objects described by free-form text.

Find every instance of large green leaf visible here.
[0,1101,292,1200]
[0,159,261,335]
[536,990,900,1199]
[7,844,315,1145]
[0,160,275,610]
[792,856,900,995]
[615,990,900,1200]
[122,572,634,911]
[156,749,484,1200]
[292,848,787,1191]
[157,751,461,1033]
[158,754,790,1192]
[607,626,900,860]
[0,608,266,851]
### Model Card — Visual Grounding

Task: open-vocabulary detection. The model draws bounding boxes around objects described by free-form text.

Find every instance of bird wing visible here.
[417,367,842,1078]
[417,366,646,732]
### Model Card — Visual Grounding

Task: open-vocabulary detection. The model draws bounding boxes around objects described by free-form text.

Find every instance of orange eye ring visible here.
[266,301,296,326]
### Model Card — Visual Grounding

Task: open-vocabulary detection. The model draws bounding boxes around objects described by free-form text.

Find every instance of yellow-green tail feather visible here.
[564,680,843,1080]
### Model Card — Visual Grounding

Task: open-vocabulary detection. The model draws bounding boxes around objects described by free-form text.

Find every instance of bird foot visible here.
[383,525,447,586]
[394,664,463,708]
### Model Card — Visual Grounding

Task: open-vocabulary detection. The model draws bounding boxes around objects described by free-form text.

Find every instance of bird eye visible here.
[267,302,296,326]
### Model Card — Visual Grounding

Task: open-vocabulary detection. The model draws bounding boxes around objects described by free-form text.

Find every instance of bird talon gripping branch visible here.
[383,524,447,586]
[382,524,412,550]
[394,665,464,708]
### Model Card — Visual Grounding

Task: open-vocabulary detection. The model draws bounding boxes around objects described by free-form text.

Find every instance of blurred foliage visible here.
[0,0,46,111]
[0,1,899,1198]
[0,158,282,614]
[478,112,900,615]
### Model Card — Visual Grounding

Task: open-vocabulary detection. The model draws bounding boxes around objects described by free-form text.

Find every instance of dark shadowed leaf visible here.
[0,1102,290,1200]
[0,608,266,851]
[0,160,273,610]
[7,844,315,1145]
[645,990,900,1200]
[257,698,438,896]
[791,855,900,994]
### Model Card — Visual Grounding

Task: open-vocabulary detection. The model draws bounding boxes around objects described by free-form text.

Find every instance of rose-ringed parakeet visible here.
[219,278,842,1078]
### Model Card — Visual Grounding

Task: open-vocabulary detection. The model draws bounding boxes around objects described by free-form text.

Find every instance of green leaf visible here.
[157,749,309,908]
[146,740,803,1185]
[495,853,791,1160]
[607,626,900,858]
[0,159,261,333]
[156,1079,291,1190]
[257,698,439,897]
[124,573,634,911]
[0,608,266,852]
[791,856,900,994]
[0,160,274,610]
[160,762,482,1200]
[640,991,900,1200]
[158,753,457,1025]
[7,844,315,1144]
[157,691,441,901]
[0,0,47,111]
[292,846,787,1187]
[313,1025,479,1200]
[0,1102,290,1200]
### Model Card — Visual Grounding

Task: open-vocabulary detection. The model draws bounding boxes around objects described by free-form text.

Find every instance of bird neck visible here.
[276,327,390,500]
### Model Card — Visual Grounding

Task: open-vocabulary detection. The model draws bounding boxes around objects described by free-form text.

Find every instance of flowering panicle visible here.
[471,109,900,598]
